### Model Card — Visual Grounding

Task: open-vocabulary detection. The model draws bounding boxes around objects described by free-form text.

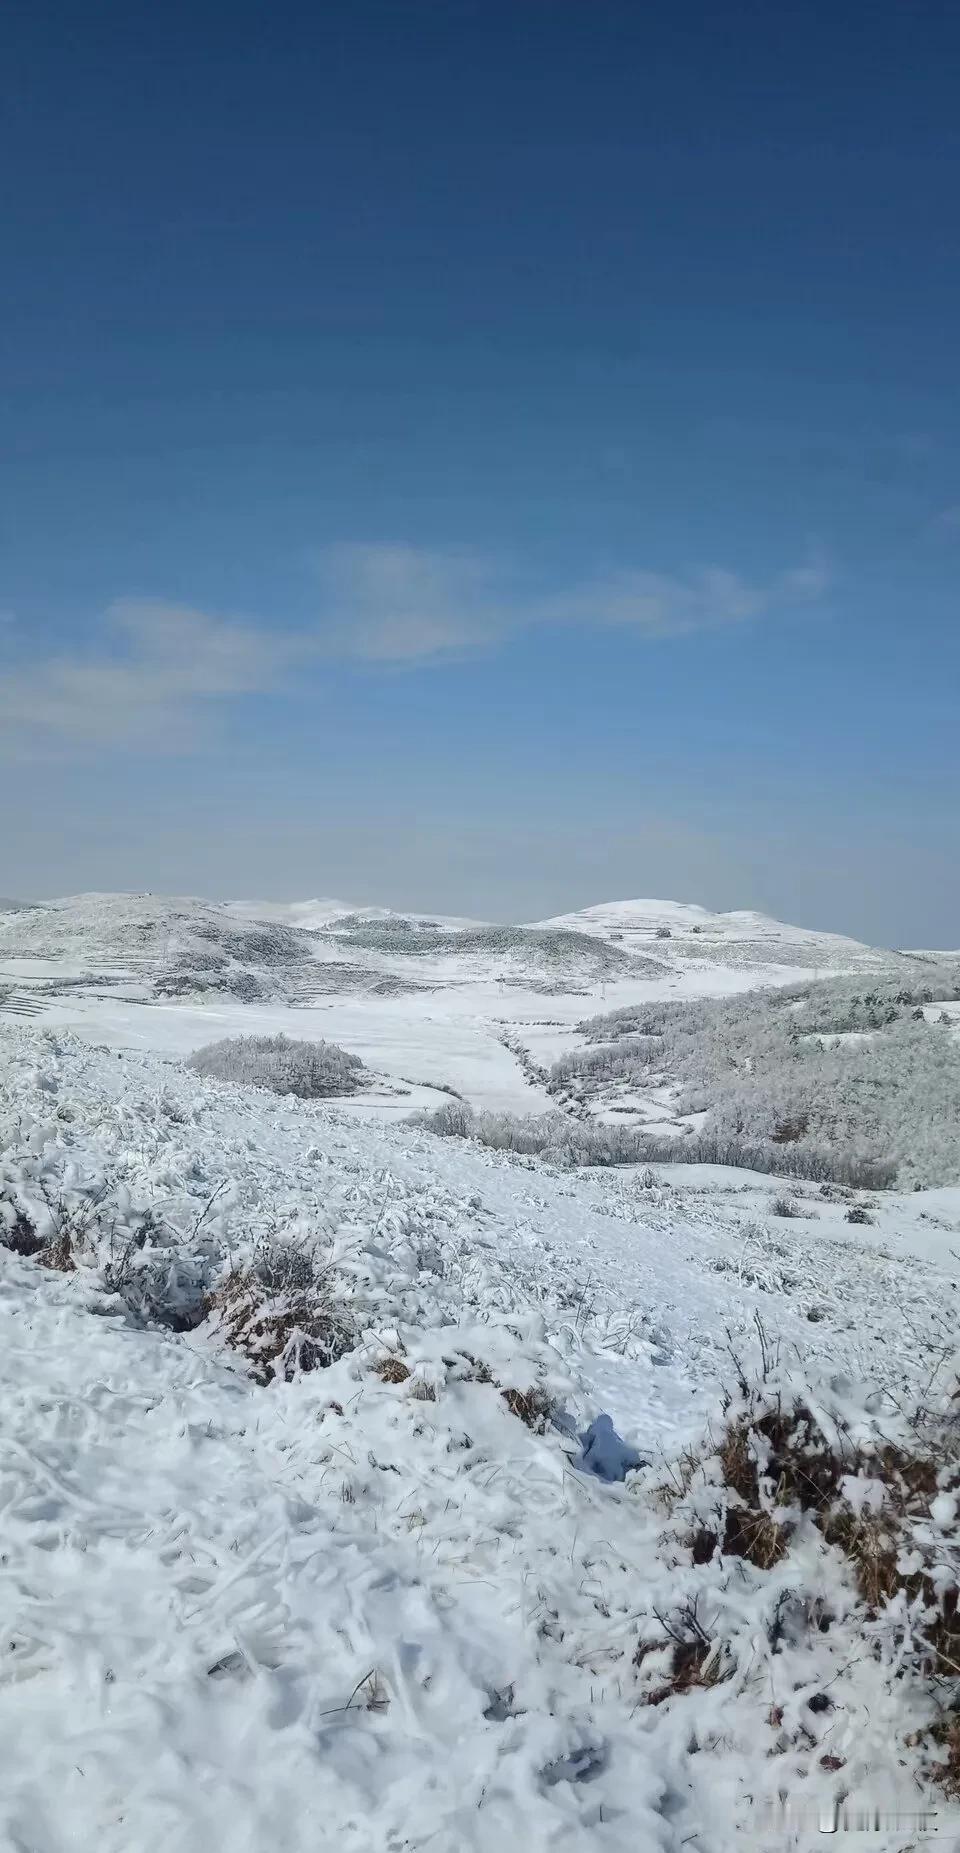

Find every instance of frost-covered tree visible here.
[189,1033,364,1100]
[557,973,960,1187]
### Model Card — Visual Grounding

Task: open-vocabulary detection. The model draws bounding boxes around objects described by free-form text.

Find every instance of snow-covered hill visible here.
[532,897,902,975]
[1,891,310,972]
[226,896,486,931]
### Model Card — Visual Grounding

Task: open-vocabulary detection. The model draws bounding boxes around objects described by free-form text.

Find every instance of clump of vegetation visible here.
[375,1355,411,1384]
[640,1347,960,1797]
[413,1100,895,1187]
[208,1238,356,1383]
[561,973,960,1187]
[501,1384,555,1432]
[0,1200,46,1258]
[330,920,657,976]
[0,1182,107,1272]
[189,1032,365,1099]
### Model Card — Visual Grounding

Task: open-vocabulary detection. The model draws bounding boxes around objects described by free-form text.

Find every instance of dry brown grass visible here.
[375,1356,411,1385]
[718,1404,843,1516]
[208,1245,355,1385]
[36,1230,76,1273]
[928,1716,960,1795]
[721,1503,788,1568]
[658,1378,960,1793]
[822,1507,900,1608]
[637,1600,729,1706]
[502,1386,554,1432]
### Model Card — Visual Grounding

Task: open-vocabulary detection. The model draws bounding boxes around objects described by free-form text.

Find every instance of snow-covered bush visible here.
[551,1035,661,1086]
[567,976,960,1187]
[156,968,269,1001]
[331,920,651,976]
[637,1353,960,1807]
[188,1033,364,1099]
[208,1237,356,1382]
[412,1103,894,1186]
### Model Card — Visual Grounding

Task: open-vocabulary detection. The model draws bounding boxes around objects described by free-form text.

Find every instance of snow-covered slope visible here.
[2,891,309,969]
[2,1021,958,1848]
[226,896,487,931]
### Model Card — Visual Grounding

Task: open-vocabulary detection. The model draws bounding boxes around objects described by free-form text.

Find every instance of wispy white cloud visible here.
[316,544,507,660]
[0,548,829,756]
[316,543,830,660]
[0,601,300,755]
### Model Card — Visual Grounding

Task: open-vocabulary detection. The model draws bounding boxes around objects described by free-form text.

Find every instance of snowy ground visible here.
[0,962,779,1120]
[3,1025,960,1849]
[3,896,959,1846]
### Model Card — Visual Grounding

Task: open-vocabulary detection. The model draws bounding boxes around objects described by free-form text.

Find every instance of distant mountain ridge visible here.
[0,889,939,1005]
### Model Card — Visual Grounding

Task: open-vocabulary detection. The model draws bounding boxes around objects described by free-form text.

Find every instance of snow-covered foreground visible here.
[3,1024,960,1848]
[3,1256,674,1852]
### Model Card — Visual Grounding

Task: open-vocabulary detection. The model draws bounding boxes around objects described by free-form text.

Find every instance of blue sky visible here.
[2,0,958,941]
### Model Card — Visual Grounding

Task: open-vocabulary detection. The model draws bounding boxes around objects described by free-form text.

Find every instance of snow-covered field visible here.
[3,893,960,1847]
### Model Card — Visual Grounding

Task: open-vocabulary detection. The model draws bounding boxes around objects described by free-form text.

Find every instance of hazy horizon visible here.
[4,859,956,952]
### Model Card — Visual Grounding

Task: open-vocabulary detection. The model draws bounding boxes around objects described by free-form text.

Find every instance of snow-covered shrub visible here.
[637,1355,960,1806]
[208,1237,357,1383]
[0,1179,107,1273]
[156,968,269,1001]
[568,977,960,1187]
[412,1103,893,1186]
[551,1036,661,1086]
[331,920,650,976]
[418,1098,472,1138]
[188,1032,364,1099]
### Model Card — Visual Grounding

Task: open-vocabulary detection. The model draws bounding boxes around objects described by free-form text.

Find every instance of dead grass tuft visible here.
[36,1230,76,1273]
[0,1207,45,1258]
[928,1716,960,1795]
[639,1600,730,1707]
[502,1385,554,1432]
[375,1356,411,1385]
[722,1502,789,1568]
[208,1242,355,1385]
[665,1374,960,1793]
[718,1404,842,1516]
[822,1506,900,1608]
